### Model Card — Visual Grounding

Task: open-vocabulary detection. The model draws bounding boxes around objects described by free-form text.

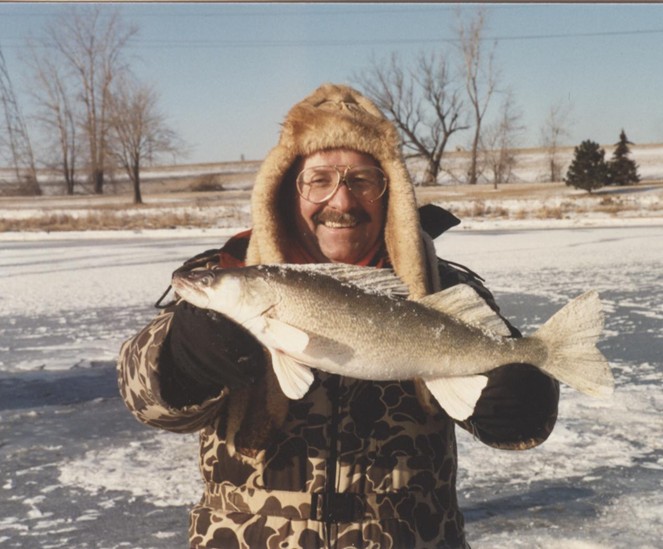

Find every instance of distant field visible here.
[1,180,661,232]
[1,144,662,232]
[2,142,662,195]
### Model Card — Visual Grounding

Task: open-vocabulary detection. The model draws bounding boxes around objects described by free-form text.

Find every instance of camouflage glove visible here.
[165,301,266,391]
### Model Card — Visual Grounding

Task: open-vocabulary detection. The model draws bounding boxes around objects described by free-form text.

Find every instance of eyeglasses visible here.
[295,165,387,204]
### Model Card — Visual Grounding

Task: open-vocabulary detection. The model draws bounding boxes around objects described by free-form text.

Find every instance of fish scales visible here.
[171,263,614,420]
[259,266,545,379]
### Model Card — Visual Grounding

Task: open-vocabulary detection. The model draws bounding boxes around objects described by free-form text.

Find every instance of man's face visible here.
[293,149,387,264]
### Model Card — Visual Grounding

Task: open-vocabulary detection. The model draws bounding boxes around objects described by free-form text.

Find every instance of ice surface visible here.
[1,222,662,547]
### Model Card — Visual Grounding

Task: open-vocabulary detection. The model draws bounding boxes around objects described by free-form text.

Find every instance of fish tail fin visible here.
[534,290,614,397]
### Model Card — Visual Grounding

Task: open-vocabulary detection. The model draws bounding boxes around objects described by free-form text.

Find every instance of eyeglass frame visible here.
[294,164,388,204]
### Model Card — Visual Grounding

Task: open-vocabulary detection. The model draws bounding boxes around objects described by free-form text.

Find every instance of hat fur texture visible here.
[246,83,432,299]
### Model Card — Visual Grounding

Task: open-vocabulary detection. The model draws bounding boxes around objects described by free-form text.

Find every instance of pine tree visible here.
[608,130,640,186]
[564,140,609,193]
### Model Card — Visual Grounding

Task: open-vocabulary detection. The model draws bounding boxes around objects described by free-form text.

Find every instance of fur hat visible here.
[246,83,432,298]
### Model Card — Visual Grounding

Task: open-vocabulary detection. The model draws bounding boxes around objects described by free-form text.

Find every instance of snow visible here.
[435,225,663,548]
[1,208,662,546]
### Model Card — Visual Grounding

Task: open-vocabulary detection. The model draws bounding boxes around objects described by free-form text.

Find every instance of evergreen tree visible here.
[564,140,609,193]
[608,129,640,186]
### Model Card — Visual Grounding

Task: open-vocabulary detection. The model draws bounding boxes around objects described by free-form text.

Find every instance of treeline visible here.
[0,6,180,203]
[0,6,644,201]
[353,11,643,191]
[352,9,576,188]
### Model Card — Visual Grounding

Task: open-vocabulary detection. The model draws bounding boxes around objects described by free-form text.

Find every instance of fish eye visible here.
[200,272,214,287]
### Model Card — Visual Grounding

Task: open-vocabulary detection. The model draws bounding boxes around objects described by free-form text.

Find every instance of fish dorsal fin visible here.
[417,284,512,336]
[275,264,409,298]
[269,349,314,399]
[424,375,489,421]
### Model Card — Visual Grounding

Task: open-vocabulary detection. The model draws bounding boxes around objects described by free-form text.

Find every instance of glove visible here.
[165,301,266,391]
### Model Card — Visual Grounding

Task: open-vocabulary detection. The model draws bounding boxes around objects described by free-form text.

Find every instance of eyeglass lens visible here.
[296,166,386,203]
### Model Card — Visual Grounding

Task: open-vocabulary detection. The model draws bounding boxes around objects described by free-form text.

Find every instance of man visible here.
[118,83,559,548]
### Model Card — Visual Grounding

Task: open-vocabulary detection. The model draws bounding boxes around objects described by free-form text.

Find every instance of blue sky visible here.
[1,2,662,164]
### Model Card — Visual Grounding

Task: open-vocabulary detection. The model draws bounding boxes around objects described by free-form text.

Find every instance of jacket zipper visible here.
[324,374,341,548]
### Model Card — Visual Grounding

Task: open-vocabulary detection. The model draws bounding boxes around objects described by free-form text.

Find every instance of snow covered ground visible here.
[1,220,662,548]
[437,226,663,549]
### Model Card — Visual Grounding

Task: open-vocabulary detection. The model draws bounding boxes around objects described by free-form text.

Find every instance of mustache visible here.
[313,209,371,225]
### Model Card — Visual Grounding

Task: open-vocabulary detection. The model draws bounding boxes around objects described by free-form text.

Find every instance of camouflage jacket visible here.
[117,230,559,549]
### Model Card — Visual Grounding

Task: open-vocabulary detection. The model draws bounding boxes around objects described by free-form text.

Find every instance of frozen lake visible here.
[1,224,662,548]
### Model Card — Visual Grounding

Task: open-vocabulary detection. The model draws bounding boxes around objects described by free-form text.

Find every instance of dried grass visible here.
[0,205,250,232]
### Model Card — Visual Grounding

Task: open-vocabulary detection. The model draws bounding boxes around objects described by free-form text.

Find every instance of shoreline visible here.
[1,215,663,242]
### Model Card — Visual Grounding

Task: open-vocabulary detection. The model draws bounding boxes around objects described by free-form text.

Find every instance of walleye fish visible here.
[171,264,614,420]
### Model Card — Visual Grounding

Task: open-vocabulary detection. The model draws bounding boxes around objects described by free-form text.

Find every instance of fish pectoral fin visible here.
[243,316,310,354]
[263,318,310,353]
[424,375,489,421]
[269,349,314,399]
[244,316,314,399]
[417,285,512,336]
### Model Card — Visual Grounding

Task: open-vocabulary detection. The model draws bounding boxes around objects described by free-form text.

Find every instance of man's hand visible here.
[167,301,266,390]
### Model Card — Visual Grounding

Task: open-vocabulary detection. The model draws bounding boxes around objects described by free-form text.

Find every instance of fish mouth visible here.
[171,270,216,304]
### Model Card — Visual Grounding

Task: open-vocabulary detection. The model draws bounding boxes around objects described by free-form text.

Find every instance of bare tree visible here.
[0,47,40,195]
[540,99,573,182]
[44,6,137,194]
[354,51,467,185]
[107,77,180,204]
[457,8,499,185]
[25,43,79,194]
[481,89,524,189]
